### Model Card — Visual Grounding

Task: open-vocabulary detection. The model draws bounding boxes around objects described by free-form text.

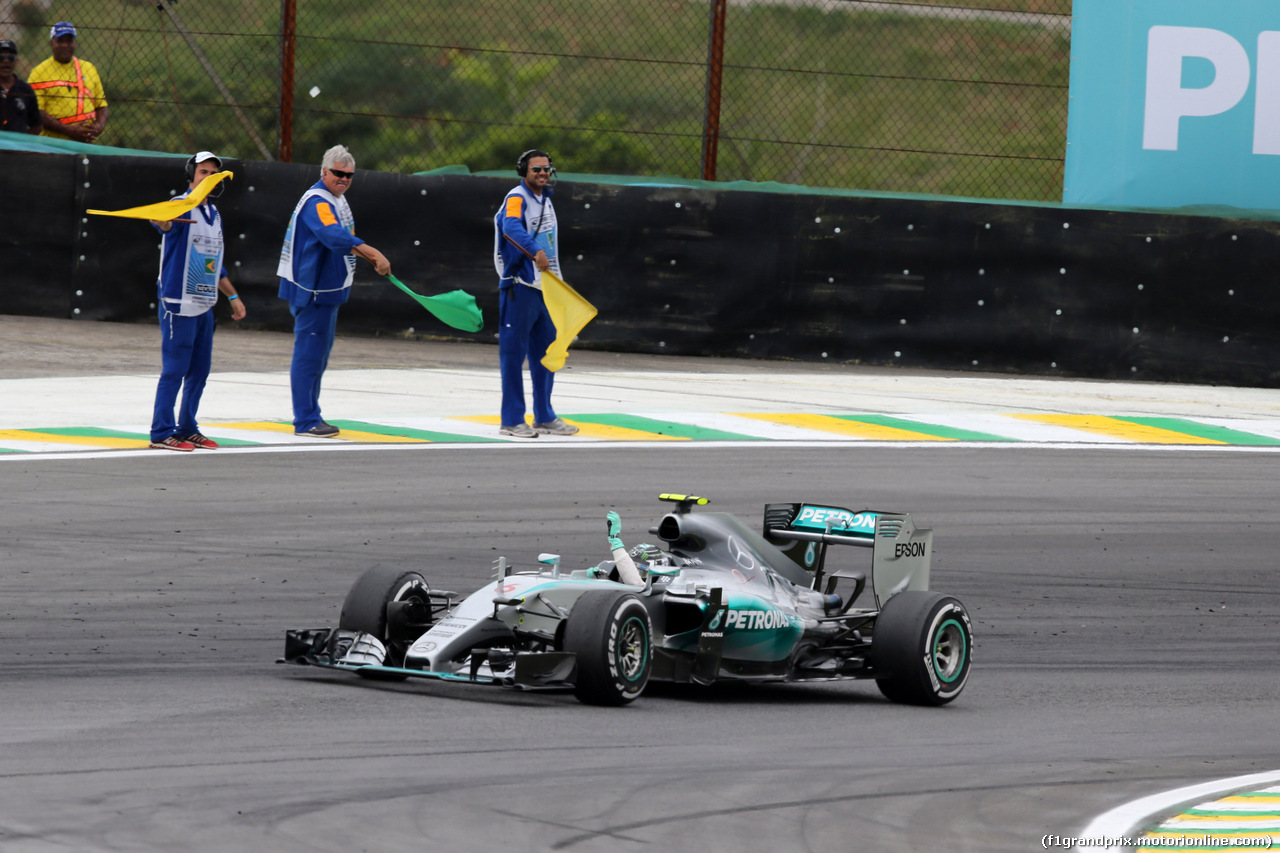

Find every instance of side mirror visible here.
[643,564,680,594]
[538,553,561,578]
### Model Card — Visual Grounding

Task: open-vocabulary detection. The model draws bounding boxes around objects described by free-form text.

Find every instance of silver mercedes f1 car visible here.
[281,494,972,706]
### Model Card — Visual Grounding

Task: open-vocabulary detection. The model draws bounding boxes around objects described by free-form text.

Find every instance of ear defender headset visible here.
[516,148,554,178]
[185,153,225,197]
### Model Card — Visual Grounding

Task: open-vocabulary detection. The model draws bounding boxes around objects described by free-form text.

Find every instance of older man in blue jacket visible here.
[277,145,389,437]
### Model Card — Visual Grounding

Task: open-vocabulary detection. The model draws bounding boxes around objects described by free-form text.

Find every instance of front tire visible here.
[563,590,652,706]
[872,591,972,706]
[337,566,432,670]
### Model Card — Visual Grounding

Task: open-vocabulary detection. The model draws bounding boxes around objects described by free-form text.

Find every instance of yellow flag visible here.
[86,170,234,220]
[540,270,597,372]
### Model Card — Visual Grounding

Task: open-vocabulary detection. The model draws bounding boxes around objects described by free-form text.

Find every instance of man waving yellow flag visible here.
[539,269,597,372]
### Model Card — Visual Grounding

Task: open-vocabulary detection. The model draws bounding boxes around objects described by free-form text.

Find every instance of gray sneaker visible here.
[532,417,579,436]
[499,422,538,438]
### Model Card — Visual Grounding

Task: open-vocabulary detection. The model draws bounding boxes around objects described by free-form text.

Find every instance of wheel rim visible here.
[395,581,430,608]
[617,616,649,682]
[932,618,967,683]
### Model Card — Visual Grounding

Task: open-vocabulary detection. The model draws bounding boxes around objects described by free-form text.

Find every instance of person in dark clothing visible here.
[0,40,42,135]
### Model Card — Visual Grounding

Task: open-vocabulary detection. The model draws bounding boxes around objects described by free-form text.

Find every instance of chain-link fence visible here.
[2,0,1070,199]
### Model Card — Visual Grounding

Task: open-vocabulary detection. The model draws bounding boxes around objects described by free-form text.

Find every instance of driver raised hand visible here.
[605,511,645,585]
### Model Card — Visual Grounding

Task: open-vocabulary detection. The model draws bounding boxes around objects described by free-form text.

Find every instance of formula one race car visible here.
[281,494,972,706]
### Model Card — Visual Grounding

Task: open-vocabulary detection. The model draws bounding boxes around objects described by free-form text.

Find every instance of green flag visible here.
[386,275,483,332]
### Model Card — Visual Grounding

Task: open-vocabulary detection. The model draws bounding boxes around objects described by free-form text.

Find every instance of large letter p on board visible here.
[1143,26,1250,151]
[1253,32,1280,155]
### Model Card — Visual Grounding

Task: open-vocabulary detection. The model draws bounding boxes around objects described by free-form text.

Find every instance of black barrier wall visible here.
[3,150,1280,387]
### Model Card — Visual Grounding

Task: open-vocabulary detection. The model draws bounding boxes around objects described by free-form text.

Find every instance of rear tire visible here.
[872,591,972,706]
[337,566,431,671]
[563,590,652,706]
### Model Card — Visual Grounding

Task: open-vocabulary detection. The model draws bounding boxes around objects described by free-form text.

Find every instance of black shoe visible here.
[295,422,340,438]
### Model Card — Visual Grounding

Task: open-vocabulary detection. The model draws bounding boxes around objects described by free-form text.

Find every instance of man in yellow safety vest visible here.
[28,22,109,143]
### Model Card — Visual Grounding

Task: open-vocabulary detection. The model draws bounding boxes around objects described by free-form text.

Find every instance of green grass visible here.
[7,0,1070,199]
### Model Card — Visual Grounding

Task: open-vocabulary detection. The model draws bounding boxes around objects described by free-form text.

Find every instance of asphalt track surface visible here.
[2,320,1279,852]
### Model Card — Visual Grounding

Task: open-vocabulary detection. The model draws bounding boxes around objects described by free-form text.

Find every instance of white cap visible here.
[192,151,221,167]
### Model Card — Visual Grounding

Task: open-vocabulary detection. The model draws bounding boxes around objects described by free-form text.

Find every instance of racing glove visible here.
[606,510,624,551]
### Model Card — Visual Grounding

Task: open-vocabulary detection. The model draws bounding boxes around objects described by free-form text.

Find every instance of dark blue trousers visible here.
[151,307,215,442]
[498,284,556,427]
[289,301,340,430]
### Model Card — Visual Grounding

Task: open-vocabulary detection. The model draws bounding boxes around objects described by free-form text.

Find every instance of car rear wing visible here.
[763,503,933,607]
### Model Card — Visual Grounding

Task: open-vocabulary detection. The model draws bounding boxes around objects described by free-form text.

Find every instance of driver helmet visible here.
[629,542,669,567]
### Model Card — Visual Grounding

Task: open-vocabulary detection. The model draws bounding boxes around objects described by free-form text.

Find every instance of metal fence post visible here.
[278,0,296,162]
[700,0,727,181]
[155,0,273,161]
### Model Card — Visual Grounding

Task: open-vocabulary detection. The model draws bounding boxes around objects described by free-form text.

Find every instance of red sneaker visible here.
[150,436,195,452]
[185,433,219,450]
